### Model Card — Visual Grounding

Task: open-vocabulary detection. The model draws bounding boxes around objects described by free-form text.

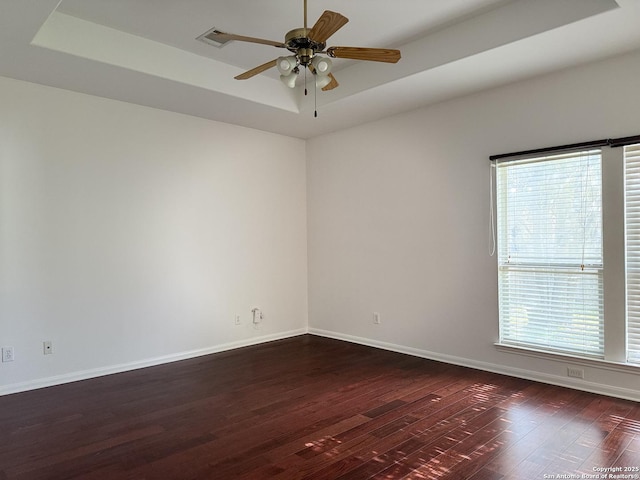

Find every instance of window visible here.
[493,136,640,367]
[496,150,604,358]
[624,144,640,364]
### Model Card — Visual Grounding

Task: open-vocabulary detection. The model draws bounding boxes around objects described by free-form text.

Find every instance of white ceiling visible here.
[1,0,640,138]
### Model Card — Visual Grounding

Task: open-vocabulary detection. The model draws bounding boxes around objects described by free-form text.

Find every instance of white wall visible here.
[0,77,308,394]
[3,49,640,400]
[307,49,640,401]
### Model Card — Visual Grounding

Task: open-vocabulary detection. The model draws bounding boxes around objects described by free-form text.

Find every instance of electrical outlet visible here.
[43,341,53,355]
[252,307,263,324]
[567,367,584,379]
[373,312,381,324]
[235,314,241,325]
[2,346,14,362]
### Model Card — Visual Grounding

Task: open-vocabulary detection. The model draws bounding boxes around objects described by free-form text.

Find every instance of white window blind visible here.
[496,150,604,358]
[624,143,640,364]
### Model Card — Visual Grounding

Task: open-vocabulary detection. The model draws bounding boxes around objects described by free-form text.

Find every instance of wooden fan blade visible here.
[327,46,401,63]
[308,11,349,44]
[322,73,339,91]
[235,59,278,80]
[204,30,286,48]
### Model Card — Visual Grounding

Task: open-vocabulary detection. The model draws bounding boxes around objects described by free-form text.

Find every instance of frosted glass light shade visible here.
[277,56,298,75]
[280,73,298,88]
[315,75,331,89]
[311,56,332,75]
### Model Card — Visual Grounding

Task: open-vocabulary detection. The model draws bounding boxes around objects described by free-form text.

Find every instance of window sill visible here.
[494,343,640,374]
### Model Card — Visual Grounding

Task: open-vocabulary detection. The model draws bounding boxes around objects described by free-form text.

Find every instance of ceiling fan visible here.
[199,0,401,94]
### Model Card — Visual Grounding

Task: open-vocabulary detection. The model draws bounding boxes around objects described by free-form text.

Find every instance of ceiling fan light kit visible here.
[199,0,401,114]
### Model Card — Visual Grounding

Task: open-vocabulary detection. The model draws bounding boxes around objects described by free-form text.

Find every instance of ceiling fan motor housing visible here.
[285,28,326,66]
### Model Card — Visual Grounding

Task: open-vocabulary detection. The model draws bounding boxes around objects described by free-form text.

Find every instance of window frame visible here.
[492,141,638,369]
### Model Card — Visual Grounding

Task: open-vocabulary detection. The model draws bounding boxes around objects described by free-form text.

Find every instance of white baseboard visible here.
[308,328,640,402]
[5,328,636,402]
[0,328,308,397]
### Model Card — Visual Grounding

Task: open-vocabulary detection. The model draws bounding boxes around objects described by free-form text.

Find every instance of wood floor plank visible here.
[0,335,637,480]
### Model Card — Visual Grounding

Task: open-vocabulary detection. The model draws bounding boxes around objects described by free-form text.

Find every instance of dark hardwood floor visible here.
[0,335,638,479]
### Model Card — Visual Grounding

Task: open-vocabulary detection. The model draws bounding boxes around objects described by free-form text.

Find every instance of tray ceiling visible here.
[1,0,639,138]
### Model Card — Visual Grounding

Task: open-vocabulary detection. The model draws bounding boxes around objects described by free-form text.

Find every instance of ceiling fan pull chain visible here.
[314,79,318,118]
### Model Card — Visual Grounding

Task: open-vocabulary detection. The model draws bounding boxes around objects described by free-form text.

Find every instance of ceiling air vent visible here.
[196,27,233,48]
